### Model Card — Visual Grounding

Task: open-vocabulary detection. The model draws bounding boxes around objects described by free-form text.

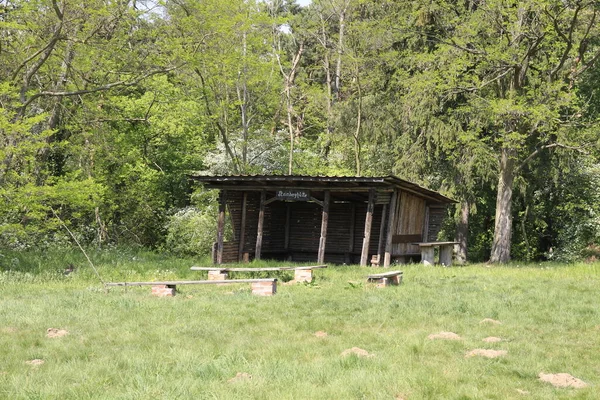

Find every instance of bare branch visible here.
[516,142,589,172]
[21,65,181,112]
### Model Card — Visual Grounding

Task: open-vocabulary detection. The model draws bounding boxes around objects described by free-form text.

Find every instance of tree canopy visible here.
[1,0,599,262]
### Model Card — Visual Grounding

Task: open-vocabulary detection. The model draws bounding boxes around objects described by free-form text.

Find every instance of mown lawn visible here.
[1,249,599,399]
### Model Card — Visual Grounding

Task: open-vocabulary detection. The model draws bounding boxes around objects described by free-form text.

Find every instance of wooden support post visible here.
[284,203,291,250]
[376,204,388,266]
[422,206,430,243]
[255,190,266,260]
[346,203,356,263]
[238,192,248,262]
[384,190,399,267]
[216,190,227,264]
[360,189,376,266]
[317,191,330,264]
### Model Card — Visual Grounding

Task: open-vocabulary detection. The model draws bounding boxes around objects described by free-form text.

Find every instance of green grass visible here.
[1,250,599,399]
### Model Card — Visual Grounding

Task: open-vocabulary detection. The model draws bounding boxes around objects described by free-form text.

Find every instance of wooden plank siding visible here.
[214,188,438,264]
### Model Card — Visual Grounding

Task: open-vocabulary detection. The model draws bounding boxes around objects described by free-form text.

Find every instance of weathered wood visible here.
[422,206,430,242]
[414,241,460,247]
[284,203,291,250]
[238,192,248,262]
[191,265,327,272]
[376,204,388,265]
[317,191,330,264]
[216,190,227,264]
[384,190,398,267]
[366,270,403,279]
[255,190,266,260]
[105,278,277,287]
[360,189,376,266]
[392,234,423,244]
[348,203,356,253]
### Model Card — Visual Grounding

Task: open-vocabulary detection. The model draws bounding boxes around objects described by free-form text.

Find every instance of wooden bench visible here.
[105,278,278,297]
[190,265,327,283]
[413,242,459,266]
[367,271,403,288]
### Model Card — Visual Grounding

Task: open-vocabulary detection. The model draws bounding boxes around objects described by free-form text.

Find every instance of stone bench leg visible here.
[208,270,228,280]
[389,274,403,285]
[152,284,176,297]
[294,269,313,283]
[421,247,435,266]
[439,245,453,267]
[251,281,277,296]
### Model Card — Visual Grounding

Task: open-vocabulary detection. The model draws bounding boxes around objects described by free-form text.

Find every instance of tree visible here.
[401,0,600,262]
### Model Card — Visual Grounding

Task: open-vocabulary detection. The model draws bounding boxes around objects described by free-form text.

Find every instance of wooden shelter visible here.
[190,175,456,267]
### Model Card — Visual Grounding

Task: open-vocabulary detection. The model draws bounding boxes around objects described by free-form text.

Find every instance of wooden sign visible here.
[276,189,310,201]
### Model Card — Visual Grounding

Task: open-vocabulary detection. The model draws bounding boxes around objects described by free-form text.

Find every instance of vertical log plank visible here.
[360,189,376,266]
[216,190,227,264]
[376,203,388,266]
[255,190,266,260]
[384,190,399,267]
[237,192,248,262]
[317,191,330,264]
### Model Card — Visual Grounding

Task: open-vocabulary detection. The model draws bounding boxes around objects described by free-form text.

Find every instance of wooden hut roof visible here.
[189,174,456,204]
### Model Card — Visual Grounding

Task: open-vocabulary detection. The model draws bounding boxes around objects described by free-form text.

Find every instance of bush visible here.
[163,207,217,256]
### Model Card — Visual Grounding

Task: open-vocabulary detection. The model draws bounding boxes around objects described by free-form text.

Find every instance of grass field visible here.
[1,249,599,399]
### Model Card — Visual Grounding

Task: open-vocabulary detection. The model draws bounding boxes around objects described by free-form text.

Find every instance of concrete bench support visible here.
[251,280,277,296]
[151,284,176,297]
[207,270,228,280]
[294,269,313,283]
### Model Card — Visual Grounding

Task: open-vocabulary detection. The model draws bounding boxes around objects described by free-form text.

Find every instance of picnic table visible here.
[412,242,459,266]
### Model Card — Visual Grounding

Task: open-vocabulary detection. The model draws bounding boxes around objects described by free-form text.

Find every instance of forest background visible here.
[1,0,600,263]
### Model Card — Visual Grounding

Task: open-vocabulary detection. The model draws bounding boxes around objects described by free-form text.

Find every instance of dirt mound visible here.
[480,318,502,325]
[539,373,588,388]
[314,331,328,338]
[482,336,502,343]
[1,327,18,334]
[228,372,252,383]
[25,359,44,366]
[341,347,373,358]
[465,349,507,358]
[46,328,69,338]
[428,331,461,340]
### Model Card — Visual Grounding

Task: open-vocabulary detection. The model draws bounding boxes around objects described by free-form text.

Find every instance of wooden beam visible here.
[347,203,356,263]
[284,203,291,250]
[255,190,266,260]
[376,204,388,266]
[216,190,227,264]
[422,206,430,242]
[384,190,399,267]
[317,191,330,264]
[238,192,248,262]
[360,189,376,266]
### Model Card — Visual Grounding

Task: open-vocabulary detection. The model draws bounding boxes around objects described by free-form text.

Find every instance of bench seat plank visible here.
[105,278,277,287]
[191,265,327,272]
[366,271,403,279]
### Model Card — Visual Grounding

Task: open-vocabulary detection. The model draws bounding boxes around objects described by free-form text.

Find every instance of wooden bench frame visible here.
[190,265,327,283]
[366,270,403,288]
[412,242,459,266]
[105,278,278,297]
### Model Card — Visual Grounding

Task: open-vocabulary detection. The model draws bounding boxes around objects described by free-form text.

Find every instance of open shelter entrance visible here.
[190,175,456,267]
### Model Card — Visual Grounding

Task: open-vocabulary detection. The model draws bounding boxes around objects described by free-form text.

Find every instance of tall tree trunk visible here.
[455,201,469,264]
[490,147,516,263]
